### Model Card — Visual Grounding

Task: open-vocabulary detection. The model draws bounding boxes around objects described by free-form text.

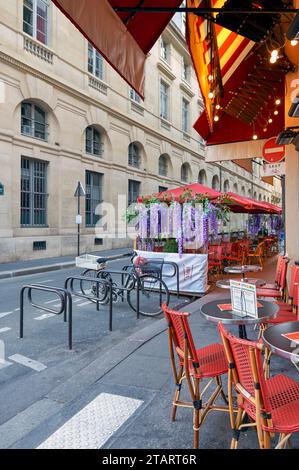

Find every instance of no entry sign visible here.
[262,137,285,163]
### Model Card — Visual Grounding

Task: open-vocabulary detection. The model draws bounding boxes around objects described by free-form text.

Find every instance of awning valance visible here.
[51,0,182,98]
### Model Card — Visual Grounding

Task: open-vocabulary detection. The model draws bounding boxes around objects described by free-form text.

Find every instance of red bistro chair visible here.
[256,257,288,301]
[219,322,299,449]
[208,245,224,278]
[162,304,228,449]
[262,255,285,290]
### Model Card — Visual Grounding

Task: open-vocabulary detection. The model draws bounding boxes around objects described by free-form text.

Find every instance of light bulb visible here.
[263,128,267,132]
[216,104,220,110]
[253,134,258,140]
[208,91,214,99]
[270,56,277,64]
[275,99,281,105]
[271,49,279,58]
[214,115,219,122]
[208,74,213,82]
[291,40,298,46]
[274,110,278,115]
[268,118,273,124]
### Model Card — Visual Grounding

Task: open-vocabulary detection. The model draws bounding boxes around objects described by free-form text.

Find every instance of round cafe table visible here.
[216,278,266,289]
[224,265,262,280]
[263,321,299,363]
[200,298,278,339]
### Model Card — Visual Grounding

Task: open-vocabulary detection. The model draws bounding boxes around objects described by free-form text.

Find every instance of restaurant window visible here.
[198,169,207,185]
[159,154,168,177]
[181,163,190,183]
[128,143,140,168]
[128,180,140,206]
[182,98,190,133]
[85,170,103,227]
[182,58,190,82]
[21,101,48,141]
[23,0,50,45]
[88,43,104,80]
[130,88,141,103]
[223,180,230,193]
[20,157,47,227]
[85,126,103,156]
[160,80,170,120]
[212,175,220,191]
[160,37,170,62]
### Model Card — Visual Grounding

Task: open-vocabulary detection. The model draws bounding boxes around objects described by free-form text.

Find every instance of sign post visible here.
[74,181,86,257]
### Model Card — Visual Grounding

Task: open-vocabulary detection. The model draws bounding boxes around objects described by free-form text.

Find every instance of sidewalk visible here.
[4,255,297,450]
[0,247,132,279]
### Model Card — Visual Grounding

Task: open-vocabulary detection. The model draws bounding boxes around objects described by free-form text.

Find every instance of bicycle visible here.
[77,252,170,317]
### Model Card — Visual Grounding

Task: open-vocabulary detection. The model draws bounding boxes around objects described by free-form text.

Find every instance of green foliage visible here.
[163,238,178,253]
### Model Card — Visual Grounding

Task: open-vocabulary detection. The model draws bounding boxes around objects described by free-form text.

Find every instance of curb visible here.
[0,261,75,280]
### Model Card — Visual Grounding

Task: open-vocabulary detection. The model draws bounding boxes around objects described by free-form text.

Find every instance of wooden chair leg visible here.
[231,407,243,449]
[171,365,184,421]
[193,378,201,449]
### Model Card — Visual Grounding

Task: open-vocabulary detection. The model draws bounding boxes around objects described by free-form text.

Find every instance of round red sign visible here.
[262,137,285,164]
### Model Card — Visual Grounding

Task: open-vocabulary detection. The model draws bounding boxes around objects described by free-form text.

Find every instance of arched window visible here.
[128,142,141,168]
[181,163,190,183]
[21,101,47,141]
[198,169,207,185]
[254,191,257,200]
[159,154,168,177]
[223,180,230,193]
[233,183,238,194]
[85,126,103,156]
[241,186,246,196]
[259,194,262,201]
[212,175,220,191]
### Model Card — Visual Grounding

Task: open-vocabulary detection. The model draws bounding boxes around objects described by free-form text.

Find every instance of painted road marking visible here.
[14,308,20,312]
[9,354,47,372]
[39,279,54,283]
[76,301,91,307]
[34,313,57,320]
[38,393,143,449]
[45,299,59,305]
[0,312,13,319]
[0,327,11,333]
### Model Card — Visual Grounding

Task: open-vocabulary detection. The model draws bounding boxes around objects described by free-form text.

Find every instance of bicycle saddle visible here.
[96,257,108,264]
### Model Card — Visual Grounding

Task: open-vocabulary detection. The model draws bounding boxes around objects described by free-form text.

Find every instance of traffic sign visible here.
[262,137,285,163]
[261,162,285,177]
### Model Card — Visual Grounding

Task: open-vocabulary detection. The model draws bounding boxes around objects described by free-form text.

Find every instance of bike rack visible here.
[20,284,73,349]
[95,269,139,319]
[64,276,114,331]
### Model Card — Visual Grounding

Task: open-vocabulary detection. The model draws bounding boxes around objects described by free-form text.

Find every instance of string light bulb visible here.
[270,49,279,64]
[268,118,273,124]
[275,99,281,105]
[216,104,220,110]
[208,74,213,82]
[253,134,258,140]
[208,91,214,99]
[291,40,298,46]
[214,115,219,122]
[274,110,279,115]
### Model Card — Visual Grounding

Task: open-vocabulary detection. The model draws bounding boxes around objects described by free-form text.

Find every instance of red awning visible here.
[225,192,278,214]
[138,183,223,203]
[52,0,182,98]
[186,0,292,145]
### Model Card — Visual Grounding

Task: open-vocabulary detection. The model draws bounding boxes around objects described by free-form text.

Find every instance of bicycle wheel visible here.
[79,269,111,304]
[127,274,169,317]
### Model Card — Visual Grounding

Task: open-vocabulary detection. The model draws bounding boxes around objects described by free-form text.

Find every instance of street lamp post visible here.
[74,181,86,257]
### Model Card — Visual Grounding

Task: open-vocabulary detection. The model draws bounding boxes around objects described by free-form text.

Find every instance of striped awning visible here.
[186,0,255,132]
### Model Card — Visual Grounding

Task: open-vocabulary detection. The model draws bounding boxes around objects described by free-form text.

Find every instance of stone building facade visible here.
[0,1,280,261]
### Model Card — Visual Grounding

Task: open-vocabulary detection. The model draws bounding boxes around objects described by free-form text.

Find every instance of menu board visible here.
[230,281,258,318]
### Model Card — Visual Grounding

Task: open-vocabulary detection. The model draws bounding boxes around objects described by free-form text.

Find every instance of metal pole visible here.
[77,182,80,257]
[281,175,286,255]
